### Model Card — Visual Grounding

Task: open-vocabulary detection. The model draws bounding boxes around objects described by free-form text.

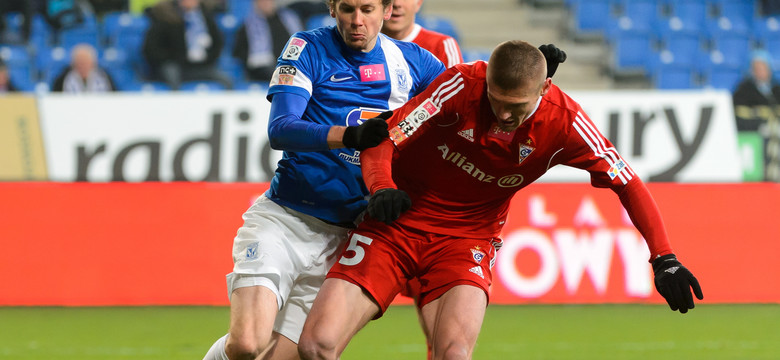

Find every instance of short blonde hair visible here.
[487,40,546,92]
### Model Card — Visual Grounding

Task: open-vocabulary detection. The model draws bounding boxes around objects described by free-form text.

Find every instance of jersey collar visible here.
[400,24,423,43]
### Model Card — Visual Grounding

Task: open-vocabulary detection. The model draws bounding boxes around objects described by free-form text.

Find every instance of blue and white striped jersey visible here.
[265,26,445,225]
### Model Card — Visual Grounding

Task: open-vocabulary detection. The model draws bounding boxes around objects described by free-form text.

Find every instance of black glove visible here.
[342,111,392,150]
[367,188,411,225]
[538,44,567,79]
[652,254,703,314]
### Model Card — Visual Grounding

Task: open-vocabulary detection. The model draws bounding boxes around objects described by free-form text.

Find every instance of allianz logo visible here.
[437,144,523,187]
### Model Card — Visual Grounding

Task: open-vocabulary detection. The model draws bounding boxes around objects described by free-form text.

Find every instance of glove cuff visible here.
[342,126,358,148]
[652,253,678,272]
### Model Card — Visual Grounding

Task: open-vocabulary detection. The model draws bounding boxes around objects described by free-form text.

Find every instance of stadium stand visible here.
[0,0,776,91]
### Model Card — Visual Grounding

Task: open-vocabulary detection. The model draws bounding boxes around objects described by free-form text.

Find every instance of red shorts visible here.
[327,219,496,315]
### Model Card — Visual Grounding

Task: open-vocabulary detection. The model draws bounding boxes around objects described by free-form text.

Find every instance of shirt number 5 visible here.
[338,234,373,266]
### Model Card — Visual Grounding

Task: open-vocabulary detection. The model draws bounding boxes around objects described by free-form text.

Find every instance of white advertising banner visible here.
[37,89,741,183]
[544,89,741,182]
[39,92,279,182]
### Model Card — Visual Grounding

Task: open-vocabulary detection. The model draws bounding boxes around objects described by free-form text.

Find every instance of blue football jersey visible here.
[265,26,445,225]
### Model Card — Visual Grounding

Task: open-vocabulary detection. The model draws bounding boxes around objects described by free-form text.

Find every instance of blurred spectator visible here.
[142,0,231,89]
[381,0,463,68]
[232,0,303,82]
[733,51,780,109]
[0,0,34,43]
[733,50,780,181]
[51,43,117,92]
[0,61,19,93]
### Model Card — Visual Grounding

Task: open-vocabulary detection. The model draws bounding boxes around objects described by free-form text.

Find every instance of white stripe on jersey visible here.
[572,112,634,184]
[443,38,460,67]
[431,72,464,108]
[379,34,414,110]
[270,65,313,96]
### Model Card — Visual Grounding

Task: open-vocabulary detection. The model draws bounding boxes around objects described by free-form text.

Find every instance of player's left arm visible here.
[617,180,703,314]
[564,109,703,314]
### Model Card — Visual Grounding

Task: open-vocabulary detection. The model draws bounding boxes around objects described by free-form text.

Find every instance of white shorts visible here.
[226,194,349,343]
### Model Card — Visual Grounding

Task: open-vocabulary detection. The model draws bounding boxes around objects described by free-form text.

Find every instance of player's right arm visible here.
[267,31,389,152]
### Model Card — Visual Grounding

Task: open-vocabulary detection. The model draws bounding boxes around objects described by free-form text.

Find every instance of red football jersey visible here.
[361,61,672,259]
[404,24,463,68]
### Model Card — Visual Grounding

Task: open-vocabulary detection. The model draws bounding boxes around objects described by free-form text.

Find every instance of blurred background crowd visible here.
[1,0,779,179]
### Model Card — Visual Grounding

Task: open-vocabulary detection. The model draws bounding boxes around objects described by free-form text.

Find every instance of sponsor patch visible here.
[471,247,486,263]
[607,159,627,179]
[274,65,298,85]
[394,68,409,91]
[246,242,259,260]
[338,150,361,165]
[345,107,385,127]
[458,128,474,142]
[488,124,516,141]
[518,143,535,164]
[391,99,440,144]
[282,37,307,60]
[359,64,386,82]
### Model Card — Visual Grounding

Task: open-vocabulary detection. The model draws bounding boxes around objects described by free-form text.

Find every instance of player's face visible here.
[487,77,552,132]
[331,0,392,52]
[382,0,423,39]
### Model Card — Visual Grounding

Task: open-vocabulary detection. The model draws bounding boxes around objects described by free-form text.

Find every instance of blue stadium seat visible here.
[606,0,658,41]
[659,33,703,68]
[101,12,149,47]
[58,16,100,49]
[753,16,780,46]
[653,65,698,89]
[656,1,708,38]
[712,0,755,23]
[416,15,460,42]
[763,38,780,71]
[610,30,654,74]
[305,14,336,30]
[571,0,613,35]
[709,33,752,69]
[702,65,743,90]
[98,46,138,90]
[0,45,34,83]
[8,67,36,91]
[0,45,31,66]
[461,48,492,63]
[36,46,71,84]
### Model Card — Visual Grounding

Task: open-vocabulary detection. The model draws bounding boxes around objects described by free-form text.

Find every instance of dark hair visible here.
[327,0,393,10]
[487,40,546,91]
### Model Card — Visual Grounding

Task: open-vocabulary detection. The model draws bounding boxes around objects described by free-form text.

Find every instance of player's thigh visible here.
[327,227,415,314]
[420,285,487,353]
[300,278,380,352]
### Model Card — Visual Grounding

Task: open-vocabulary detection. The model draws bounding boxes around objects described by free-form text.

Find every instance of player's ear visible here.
[540,78,552,96]
[383,3,392,20]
